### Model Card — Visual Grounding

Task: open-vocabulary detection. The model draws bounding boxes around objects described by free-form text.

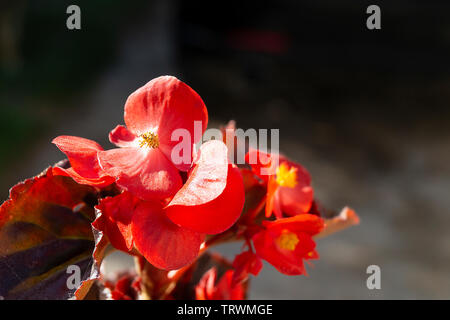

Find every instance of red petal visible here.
[131,201,205,270]
[263,213,324,235]
[52,136,113,186]
[214,270,245,300]
[93,192,139,252]
[245,149,276,183]
[196,269,245,300]
[276,158,313,216]
[277,185,314,216]
[109,125,136,147]
[195,268,217,300]
[265,175,279,218]
[98,147,182,200]
[272,188,283,218]
[123,76,208,171]
[52,166,114,188]
[231,251,263,286]
[166,141,245,234]
[279,157,312,185]
[167,141,228,206]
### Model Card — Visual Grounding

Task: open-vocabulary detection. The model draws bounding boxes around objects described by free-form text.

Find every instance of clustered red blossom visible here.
[51,76,359,300]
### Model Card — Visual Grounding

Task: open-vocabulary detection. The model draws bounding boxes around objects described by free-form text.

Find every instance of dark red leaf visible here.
[0,168,106,300]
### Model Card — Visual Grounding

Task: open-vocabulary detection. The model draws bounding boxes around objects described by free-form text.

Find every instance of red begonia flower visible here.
[231,251,263,286]
[98,76,208,201]
[246,150,313,218]
[93,191,139,253]
[166,140,245,234]
[131,200,205,270]
[252,214,324,275]
[52,136,115,187]
[94,141,244,270]
[196,268,245,300]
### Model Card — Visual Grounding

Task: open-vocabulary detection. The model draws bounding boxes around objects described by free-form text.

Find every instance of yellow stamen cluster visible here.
[276,230,299,251]
[139,131,159,149]
[276,163,298,188]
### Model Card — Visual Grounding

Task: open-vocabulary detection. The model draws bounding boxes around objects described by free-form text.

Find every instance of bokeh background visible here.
[1,0,450,299]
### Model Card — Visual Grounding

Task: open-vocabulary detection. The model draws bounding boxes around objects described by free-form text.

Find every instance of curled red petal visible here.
[93,192,139,252]
[131,201,205,270]
[109,125,137,147]
[98,147,182,201]
[52,136,114,187]
[167,141,228,207]
[166,143,245,234]
[124,76,208,171]
[52,166,115,188]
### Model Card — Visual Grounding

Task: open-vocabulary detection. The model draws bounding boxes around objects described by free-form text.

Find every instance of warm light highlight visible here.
[276,163,298,188]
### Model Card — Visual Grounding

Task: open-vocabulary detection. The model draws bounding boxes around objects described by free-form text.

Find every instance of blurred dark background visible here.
[1,0,449,299]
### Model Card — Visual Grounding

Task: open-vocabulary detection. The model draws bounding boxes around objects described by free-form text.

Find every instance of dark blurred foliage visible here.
[177,0,450,124]
[1,0,449,176]
[1,0,148,96]
[0,0,147,171]
[176,0,450,176]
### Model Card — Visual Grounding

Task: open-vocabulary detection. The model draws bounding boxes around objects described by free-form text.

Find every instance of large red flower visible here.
[94,140,245,270]
[246,150,313,218]
[98,76,208,200]
[52,76,208,198]
[252,214,324,275]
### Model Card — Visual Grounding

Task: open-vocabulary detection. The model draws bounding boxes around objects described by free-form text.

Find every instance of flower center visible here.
[139,131,159,149]
[276,230,299,251]
[276,163,298,188]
